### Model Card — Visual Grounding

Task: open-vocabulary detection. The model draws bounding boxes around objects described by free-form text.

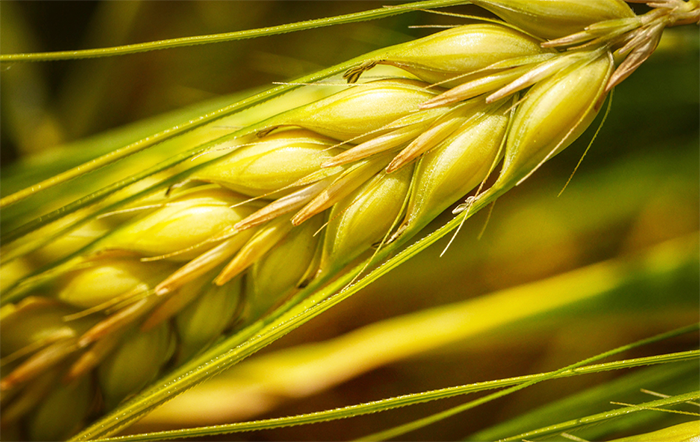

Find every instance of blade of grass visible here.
[499,390,700,442]
[471,354,698,440]
[0,0,469,62]
[93,352,698,441]
[355,323,700,441]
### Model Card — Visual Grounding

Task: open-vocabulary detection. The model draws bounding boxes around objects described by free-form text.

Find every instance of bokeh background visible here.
[2,1,698,440]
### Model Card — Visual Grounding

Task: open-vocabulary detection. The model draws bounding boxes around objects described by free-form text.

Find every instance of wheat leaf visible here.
[88,351,699,442]
[356,323,700,441]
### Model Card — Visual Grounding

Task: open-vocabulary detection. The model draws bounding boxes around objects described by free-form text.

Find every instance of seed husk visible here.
[386,101,484,172]
[292,153,394,226]
[26,375,93,441]
[419,64,536,110]
[96,187,253,261]
[0,338,79,393]
[214,214,296,286]
[345,24,548,87]
[398,99,510,238]
[192,129,341,198]
[485,50,614,197]
[485,50,595,103]
[0,297,95,358]
[56,258,175,308]
[176,276,243,362]
[141,273,213,331]
[472,0,635,40]
[246,214,323,320]
[97,322,175,410]
[154,229,256,296]
[319,166,413,276]
[234,179,333,232]
[0,370,59,428]
[64,331,124,382]
[261,79,437,142]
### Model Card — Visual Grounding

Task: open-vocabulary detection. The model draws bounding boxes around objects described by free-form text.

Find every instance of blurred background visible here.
[1,1,698,440]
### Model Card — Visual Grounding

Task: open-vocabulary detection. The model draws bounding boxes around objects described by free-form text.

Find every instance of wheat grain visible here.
[472,0,636,39]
